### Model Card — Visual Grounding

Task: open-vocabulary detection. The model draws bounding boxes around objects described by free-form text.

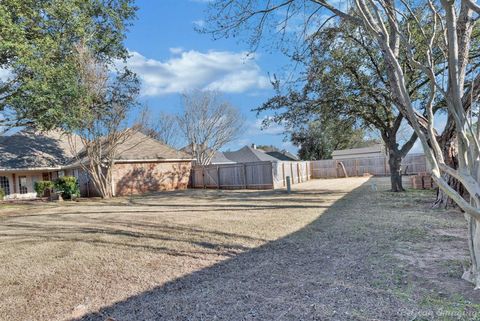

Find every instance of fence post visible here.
[282,163,286,186]
[355,159,359,176]
[202,166,206,189]
[271,162,275,189]
[297,162,301,183]
[290,162,294,183]
[384,157,388,176]
[190,167,195,188]
[243,163,248,189]
[216,166,220,188]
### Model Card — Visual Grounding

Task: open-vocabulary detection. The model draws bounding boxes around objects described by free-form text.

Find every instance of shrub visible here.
[0,187,4,200]
[54,176,80,199]
[34,181,54,197]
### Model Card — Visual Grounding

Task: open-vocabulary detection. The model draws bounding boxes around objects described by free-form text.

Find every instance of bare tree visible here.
[68,43,141,199]
[141,111,181,148]
[204,0,480,286]
[177,90,244,165]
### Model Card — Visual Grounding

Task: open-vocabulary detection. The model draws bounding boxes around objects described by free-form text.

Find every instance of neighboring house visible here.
[0,128,192,200]
[180,144,299,165]
[264,151,299,161]
[223,145,279,163]
[331,144,386,160]
[210,151,237,165]
[180,145,236,165]
[255,145,300,161]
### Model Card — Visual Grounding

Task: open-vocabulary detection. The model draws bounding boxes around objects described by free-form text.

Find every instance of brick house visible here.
[0,128,193,199]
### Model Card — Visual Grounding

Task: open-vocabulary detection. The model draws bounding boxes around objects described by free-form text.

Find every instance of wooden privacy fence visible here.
[190,161,311,190]
[310,153,427,179]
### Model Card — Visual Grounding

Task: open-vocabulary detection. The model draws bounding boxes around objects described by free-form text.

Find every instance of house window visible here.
[0,176,10,195]
[19,176,27,194]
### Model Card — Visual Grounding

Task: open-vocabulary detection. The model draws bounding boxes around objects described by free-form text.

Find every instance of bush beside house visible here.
[34,176,80,200]
[0,129,193,199]
[34,181,55,197]
[54,176,80,199]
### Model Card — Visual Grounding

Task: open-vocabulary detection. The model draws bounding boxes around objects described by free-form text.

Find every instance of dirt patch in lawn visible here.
[1,177,479,321]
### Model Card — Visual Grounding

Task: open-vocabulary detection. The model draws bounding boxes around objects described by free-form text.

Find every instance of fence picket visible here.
[191,161,311,190]
[310,153,427,179]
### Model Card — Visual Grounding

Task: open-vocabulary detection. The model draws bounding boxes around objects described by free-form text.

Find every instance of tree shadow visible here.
[64,179,480,321]
[0,128,71,168]
[0,217,263,259]
[5,178,472,320]
[114,163,190,196]
[65,179,412,321]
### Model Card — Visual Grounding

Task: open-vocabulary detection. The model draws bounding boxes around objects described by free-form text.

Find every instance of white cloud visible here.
[235,138,251,148]
[247,117,285,135]
[169,47,184,54]
[192,19,205,28]
[124,50,270,96]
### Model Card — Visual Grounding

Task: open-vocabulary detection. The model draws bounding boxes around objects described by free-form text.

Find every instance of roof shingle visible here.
[224,146,278,163]
[0,129,191,170]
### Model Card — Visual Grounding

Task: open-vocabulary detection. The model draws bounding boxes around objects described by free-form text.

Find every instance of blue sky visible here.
[123,0,295,152]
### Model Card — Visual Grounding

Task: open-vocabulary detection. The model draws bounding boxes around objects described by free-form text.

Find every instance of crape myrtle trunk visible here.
[433,119,466,208]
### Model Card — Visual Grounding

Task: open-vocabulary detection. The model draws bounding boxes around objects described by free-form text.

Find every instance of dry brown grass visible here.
[0,178,366,321]
[1,177,479,321]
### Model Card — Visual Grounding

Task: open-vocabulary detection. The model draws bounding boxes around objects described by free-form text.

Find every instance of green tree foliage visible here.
[0,0,137,130]
[34,181,55,197]
[291,118,379,160]
[54,176,80,200]
[257,23,419,191]
[255,145,280,152]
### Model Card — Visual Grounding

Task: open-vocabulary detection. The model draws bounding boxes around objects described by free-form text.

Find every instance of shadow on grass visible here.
[0,185,345,265]
[68,179,423,321]
[0,218,266,259]
[6,178,473,320]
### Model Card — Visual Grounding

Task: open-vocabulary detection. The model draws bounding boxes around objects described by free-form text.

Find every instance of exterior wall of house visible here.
[332,144,386,160]
[113,161,192,196]
[0,169,74,200]
[1,161,193,200]
[332,151,385,160]
[0,171,47,200]
[73,167,102,198]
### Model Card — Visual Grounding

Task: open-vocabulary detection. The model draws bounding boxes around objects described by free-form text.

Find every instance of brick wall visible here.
[113,161,192,196]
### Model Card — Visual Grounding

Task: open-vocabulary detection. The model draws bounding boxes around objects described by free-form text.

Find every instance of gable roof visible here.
[265,150,300,161]
[114,132,191,161]
[224,146,278,163]
[0,128,80,170]
[0,129,191,170]
[180,145,236,164]
[211,151,236,164]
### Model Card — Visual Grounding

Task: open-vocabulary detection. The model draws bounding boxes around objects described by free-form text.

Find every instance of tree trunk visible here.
[388,151,404,192]
[463,214,480,288]
[432,119,464,208]
[382,122,416,193]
